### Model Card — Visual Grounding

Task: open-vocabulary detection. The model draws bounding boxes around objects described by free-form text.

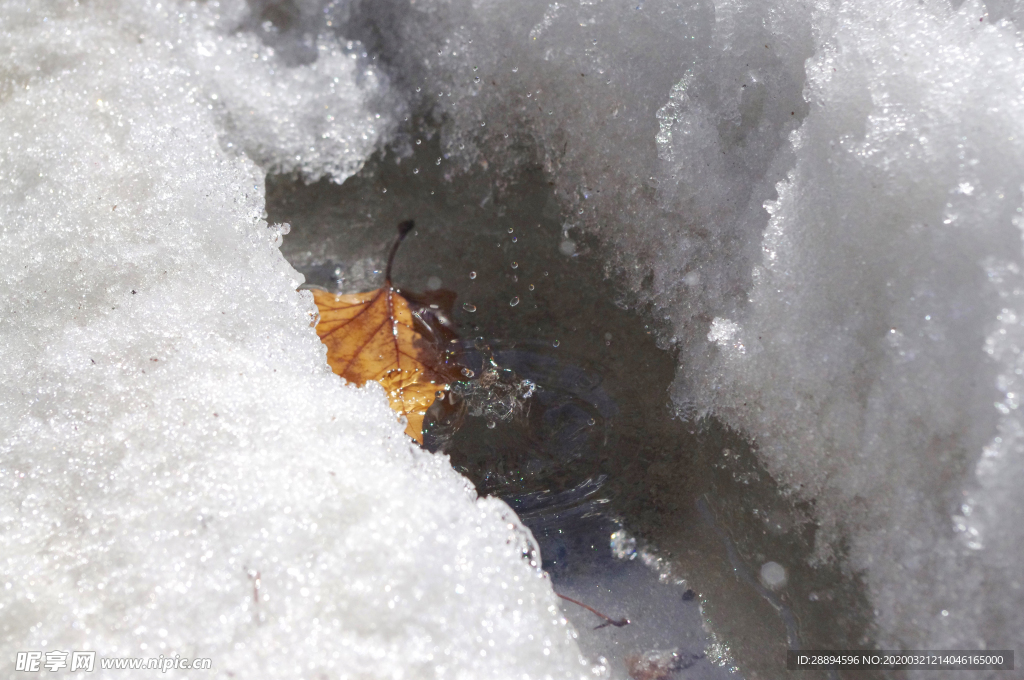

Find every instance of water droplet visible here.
[415,87,421,93]
[462,302,477,312]
[511,236,517,243]
[760,561,787,589]
[552,340,560,348]
[544,271,549,276]
[436,157,441,165]
[382,188,387,193]
[415,138,422,145]
[413,168,419,174]
[508,227,514,233]
[511,66,519,73]
[528,284,535,291]
[588,418,596,426]
[474,76,480,83]
[469,271,477,279]
[461,367,475,378]
[509,297,520,307]
[511,261,518,269]
[486,420,497,429]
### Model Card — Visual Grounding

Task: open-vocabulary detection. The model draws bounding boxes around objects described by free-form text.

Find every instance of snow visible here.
[347,0,1024,665]
[698,0,1024,652]
[6,0,1024,674]
[0,1,587,677]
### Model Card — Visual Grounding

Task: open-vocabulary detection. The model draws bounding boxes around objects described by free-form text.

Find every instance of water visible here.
[270,132,880,680]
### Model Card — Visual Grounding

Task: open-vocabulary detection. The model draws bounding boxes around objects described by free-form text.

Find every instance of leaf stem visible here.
[385,220,416,283]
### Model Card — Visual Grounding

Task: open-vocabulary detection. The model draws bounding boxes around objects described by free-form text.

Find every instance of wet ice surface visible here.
[553,540,728,680]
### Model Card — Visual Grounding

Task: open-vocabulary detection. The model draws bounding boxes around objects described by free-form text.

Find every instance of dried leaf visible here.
[312,221,452,442]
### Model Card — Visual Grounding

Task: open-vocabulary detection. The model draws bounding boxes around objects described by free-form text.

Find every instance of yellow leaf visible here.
[312,221,450,442]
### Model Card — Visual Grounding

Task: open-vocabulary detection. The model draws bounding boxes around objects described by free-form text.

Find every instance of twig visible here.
[557,593,629,630]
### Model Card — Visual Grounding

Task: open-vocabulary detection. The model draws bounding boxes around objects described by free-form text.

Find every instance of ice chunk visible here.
[0,1,586,676]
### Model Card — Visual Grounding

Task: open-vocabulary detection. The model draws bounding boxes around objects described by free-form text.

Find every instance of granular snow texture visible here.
[0,2,589,678]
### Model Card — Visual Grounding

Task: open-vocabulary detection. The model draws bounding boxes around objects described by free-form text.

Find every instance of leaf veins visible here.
[312,220,453,442]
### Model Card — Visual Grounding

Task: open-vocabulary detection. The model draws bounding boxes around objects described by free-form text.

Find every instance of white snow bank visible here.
[699,0,1024,651]
[352,0,1024,659]
[0,1,587,677]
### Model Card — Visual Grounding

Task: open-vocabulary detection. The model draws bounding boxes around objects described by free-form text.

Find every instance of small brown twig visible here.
[556,593,629,630]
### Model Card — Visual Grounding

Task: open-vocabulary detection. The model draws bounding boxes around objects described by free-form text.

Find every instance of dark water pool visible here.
[270,131,879,680]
